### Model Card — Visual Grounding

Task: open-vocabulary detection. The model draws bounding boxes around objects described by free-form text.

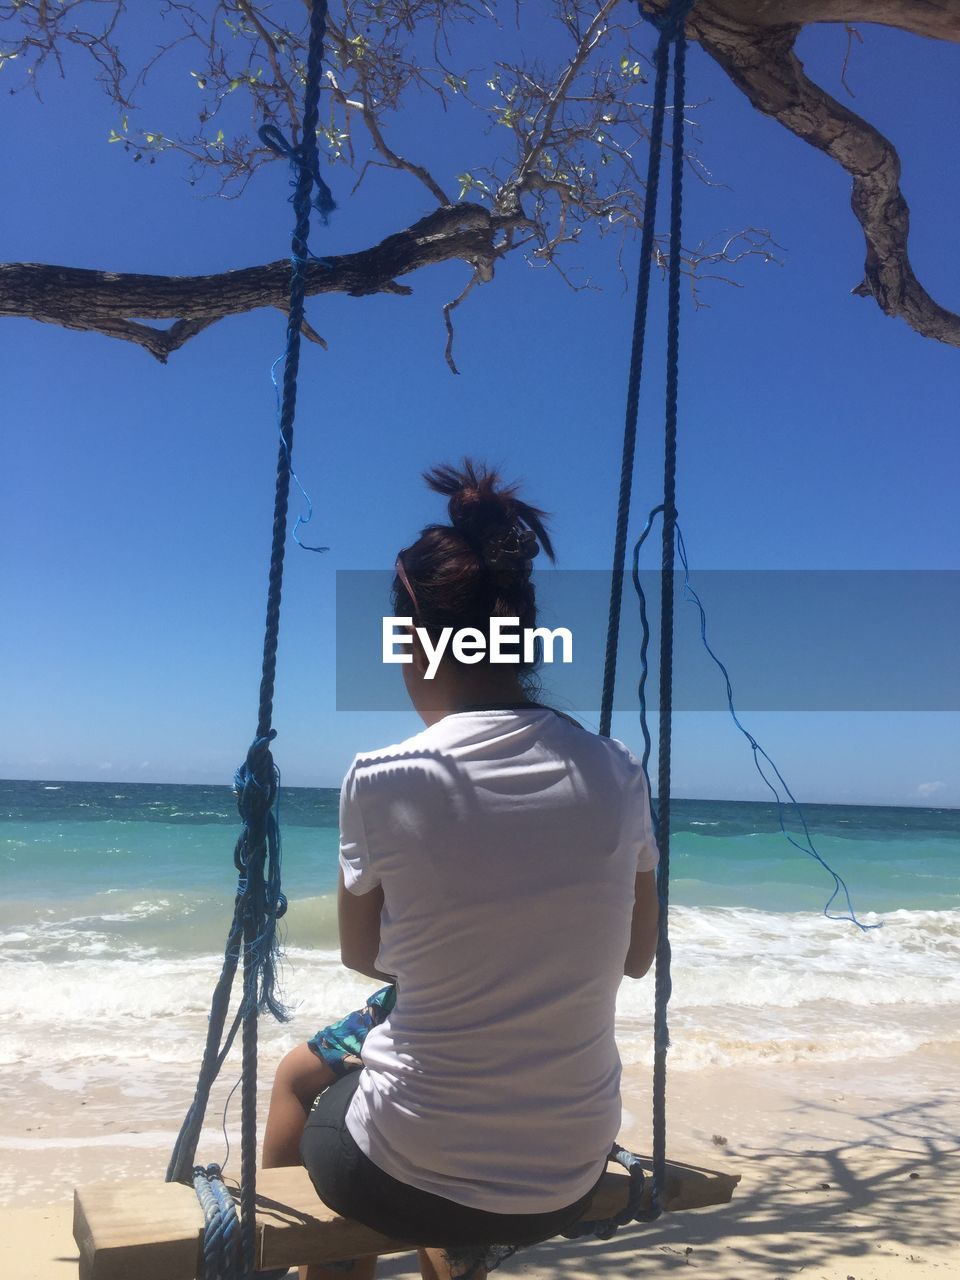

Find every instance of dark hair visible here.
[392,459,555,676]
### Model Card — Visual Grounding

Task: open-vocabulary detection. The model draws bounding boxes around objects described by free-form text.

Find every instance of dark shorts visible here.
[299,1070,603,1250]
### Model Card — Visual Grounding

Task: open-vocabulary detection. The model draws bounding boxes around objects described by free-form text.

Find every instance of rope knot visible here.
[640,0,695,39]
[615,1146,652,1221]
[234,732,278,826]
[258,123,337,223]
[192,1162,240,1278]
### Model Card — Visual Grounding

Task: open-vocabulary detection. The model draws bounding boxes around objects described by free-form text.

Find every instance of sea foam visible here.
[1,904,956,1078]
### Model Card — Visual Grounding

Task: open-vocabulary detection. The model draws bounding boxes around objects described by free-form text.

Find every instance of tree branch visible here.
[512,0,620,195]
[696,1,960,44]
[324,65,451,205]
[355,74,451,205]
[234,0,300,134]
[442,269,484,375]
[5,0,958,357]
[688,3,960,346]
[0,204,521,360]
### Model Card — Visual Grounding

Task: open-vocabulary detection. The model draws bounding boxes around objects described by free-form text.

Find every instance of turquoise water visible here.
[1,779,958,1076]
[2,779,957,919]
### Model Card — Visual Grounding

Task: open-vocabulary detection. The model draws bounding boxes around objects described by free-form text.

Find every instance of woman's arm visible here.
[624,868,660,979]
[337,869,395,982]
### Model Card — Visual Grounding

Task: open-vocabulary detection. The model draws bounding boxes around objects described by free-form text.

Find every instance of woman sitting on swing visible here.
[263,460,660,1280]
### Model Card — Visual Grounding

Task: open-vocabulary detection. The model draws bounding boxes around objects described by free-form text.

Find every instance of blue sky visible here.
[2,13,957,804]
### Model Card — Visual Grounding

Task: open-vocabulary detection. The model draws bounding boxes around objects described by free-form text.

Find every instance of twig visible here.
[442,270,483,374]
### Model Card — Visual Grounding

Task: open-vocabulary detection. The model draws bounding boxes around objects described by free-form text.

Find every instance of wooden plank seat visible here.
[74,1159,740,1280]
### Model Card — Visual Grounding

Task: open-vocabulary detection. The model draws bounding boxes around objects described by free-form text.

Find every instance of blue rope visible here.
[561,1145,651,1241]
[166,754,292,1173]
[236,0,335,1258]
[259,122,336,224]
[193,1165,226,1280]
[644,0,691,1222]
[193,1164,241,1280]
[587,0,693,1245]
[593,0,693,1238]
[166,921,244,1184]
[629,513,879,932]
[167,5,333,1278]
[598,15,674,741]
[269,352,329,553]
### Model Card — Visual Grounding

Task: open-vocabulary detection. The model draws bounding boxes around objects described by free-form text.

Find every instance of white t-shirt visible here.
[338,706,659,1214]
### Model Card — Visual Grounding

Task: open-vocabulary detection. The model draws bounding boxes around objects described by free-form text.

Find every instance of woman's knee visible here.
[274,1043,335,1107]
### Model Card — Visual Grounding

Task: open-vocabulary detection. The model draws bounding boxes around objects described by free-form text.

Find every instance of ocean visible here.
[2,779,958,1087]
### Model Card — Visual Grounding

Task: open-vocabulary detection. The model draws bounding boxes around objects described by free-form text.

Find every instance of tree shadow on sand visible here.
[378,1090,959,1278]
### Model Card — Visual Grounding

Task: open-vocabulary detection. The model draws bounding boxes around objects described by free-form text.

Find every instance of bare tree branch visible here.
[839,23,863,98]
[442,268,487,374]
[324,65,450,204]
[690,1,960,43]
[0,204,523,360]
[512,0,620,195]
[687,3,960,346]
[2,0,958,356]
[234,0,300,128]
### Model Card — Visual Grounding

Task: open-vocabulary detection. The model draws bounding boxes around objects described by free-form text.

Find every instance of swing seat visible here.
[73,1158,739,1280]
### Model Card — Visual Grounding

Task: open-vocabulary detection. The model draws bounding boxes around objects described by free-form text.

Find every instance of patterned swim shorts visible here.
[306,984,397,1078]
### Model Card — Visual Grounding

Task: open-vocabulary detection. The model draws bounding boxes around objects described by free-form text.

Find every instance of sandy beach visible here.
[2,1045,957,1280]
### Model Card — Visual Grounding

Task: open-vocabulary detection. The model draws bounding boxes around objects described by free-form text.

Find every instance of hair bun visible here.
[482,525,540,569]
[423,459,555,570]
[429,461,513,546]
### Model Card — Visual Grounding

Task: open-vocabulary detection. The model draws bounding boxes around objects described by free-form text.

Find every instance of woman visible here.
[263,460,660,1280]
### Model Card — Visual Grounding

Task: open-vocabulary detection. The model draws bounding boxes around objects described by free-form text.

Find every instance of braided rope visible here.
[646,5,689,1219]
[238,4,333,1263]
[255,0,331,746]
[560,1145,650,1242]
[598,0,694,738]
[597,22,672,741]
[591,0,693,1239]
[193,1164,241,1280]
[193,1165,227,1279]
[166,5,332,1278]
